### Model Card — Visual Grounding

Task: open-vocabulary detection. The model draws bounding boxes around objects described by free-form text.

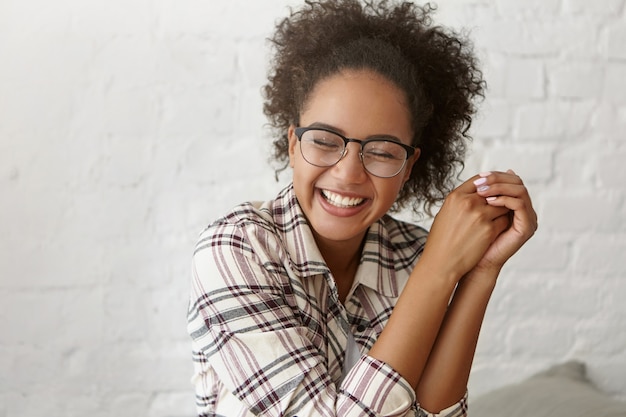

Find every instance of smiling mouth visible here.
[321,189,366,208]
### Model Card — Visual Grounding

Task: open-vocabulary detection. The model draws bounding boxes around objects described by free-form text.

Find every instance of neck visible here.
[314,232,365,302]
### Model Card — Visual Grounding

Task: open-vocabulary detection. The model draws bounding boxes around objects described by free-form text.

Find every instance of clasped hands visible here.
[422,170,538,284]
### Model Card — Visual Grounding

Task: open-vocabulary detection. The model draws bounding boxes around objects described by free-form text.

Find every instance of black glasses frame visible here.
[294,126,417,178]
[295,127,416,157]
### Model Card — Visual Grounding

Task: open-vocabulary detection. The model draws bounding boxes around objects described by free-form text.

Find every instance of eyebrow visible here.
[305,121,404,143]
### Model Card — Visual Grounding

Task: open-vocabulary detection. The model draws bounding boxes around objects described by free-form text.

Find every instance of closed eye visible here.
[363,141,405,160]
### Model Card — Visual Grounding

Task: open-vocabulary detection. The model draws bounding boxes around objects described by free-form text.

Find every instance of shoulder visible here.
[194,200,278,256]
[193,184,300,260]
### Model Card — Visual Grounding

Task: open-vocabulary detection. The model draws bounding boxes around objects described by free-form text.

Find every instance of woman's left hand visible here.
[472,169,538,273]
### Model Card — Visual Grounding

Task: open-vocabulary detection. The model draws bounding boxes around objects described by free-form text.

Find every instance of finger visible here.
[458,174,489,194]
[492,211,512,234]
[446,184,511,220]
[486,193,530,214]
[477,182,528,199]
[473,170,523,191]
[486,195,538,233]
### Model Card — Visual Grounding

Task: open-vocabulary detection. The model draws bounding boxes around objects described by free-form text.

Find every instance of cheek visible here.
[377,178,404,202]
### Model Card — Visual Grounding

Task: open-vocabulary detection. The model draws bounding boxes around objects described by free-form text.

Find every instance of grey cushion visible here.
[471,361,626,417]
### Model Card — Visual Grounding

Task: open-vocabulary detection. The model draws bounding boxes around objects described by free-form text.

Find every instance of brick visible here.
[604,63,626,103]
[101,342,192,392]
[553,144,598,188]
[541,193,622,234]
[108,393,151,417]
[504,58,545,99]
[0,34,88,138]
[161,86,237,136]
[589,103,621,139]
[476,19,599,57]
[563,0,625,16]
[148,391,197,417]
[4,390,105,417]
[514,100,594,140]
[483,144,552,182]
[573,235,626,275]
[509,321,576,358]
[607,21,626,60]
[66,0,155,36]
[474,99,511,138]
[482,53,508,98]
[596,150,626,188]
[496,0,560,17]
[499,273,603,319]
[238,39,272,88]
[601,276,626,317]
[156,37,238,88]
[0,289,103,346]
[548,60,605,99]
[157,0,224,36]
[575,322,626,356]
[237,88,268,136]
[500,235,569,272]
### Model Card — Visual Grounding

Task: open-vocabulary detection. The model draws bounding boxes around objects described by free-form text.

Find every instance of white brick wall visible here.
[0,0,624,415]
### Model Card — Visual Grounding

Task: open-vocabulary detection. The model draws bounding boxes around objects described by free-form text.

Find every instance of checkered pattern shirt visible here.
[188,183,468,417]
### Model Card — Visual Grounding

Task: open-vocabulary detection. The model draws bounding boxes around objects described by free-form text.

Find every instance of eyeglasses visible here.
[294,127,417,178]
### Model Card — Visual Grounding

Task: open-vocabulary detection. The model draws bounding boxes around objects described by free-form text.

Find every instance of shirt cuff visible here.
[339,354,416,416]
[418,391,468,417]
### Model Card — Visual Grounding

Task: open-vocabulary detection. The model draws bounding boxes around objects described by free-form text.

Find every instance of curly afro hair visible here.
[263,0,485,215]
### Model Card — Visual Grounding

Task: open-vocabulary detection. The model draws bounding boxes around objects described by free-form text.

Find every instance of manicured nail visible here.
[486,196,497,201]
[479,171,492,177]
[477,185,490,192]
[473,177,487,186]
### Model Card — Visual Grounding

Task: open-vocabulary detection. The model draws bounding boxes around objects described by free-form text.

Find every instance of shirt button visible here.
[356,324,367,332]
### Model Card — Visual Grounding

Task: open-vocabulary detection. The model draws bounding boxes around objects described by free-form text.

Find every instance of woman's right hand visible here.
[419,175,512,284]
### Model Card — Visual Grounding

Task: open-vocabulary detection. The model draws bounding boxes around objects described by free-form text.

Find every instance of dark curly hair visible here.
[263,0,485,215]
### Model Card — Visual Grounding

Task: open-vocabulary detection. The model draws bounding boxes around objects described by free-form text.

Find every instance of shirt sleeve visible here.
[417,392,468,417]
[187,221,419,416]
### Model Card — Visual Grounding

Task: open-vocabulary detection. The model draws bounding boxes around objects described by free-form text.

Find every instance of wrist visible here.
[461,265,501,292]
[415,253,465,288]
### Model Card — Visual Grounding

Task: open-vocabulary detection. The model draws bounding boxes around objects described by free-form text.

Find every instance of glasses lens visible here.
[362,140,407,177]
[299,130,345,167]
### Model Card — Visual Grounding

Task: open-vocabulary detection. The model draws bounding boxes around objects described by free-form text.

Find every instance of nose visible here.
[332,142,367,183]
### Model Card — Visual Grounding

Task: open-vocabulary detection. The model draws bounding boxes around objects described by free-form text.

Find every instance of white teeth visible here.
[321,190,365,207]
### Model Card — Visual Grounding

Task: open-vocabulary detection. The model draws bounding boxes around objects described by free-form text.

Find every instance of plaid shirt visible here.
[188,183,468,417]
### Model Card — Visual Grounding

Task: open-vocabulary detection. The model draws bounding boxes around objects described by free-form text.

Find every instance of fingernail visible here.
[477,185,490,192]
[479,171,492,177]
[486,196,497,201]
[473,177,487,186]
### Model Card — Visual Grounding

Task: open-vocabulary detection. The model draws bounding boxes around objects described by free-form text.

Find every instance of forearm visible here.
[415,267,499,411]
[367,260,460,391]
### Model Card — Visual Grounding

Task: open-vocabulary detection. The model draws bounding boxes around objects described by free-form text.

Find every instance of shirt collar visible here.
[354,217,402,298]
[263,183,330,277]
[265,183,413,298]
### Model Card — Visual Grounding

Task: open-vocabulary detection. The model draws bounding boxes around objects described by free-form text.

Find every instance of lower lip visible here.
[316,189,369,217]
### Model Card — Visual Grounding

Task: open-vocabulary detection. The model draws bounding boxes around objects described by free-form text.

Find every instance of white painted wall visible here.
[1,0,624,415]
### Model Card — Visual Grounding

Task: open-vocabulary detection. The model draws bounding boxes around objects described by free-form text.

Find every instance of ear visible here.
[288,125,298,168]
[402,148,420,183]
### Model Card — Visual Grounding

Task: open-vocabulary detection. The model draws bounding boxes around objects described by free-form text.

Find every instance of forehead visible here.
[299,69,414,144]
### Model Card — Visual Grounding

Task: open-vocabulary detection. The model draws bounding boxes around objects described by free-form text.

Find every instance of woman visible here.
[188,1,537,416]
